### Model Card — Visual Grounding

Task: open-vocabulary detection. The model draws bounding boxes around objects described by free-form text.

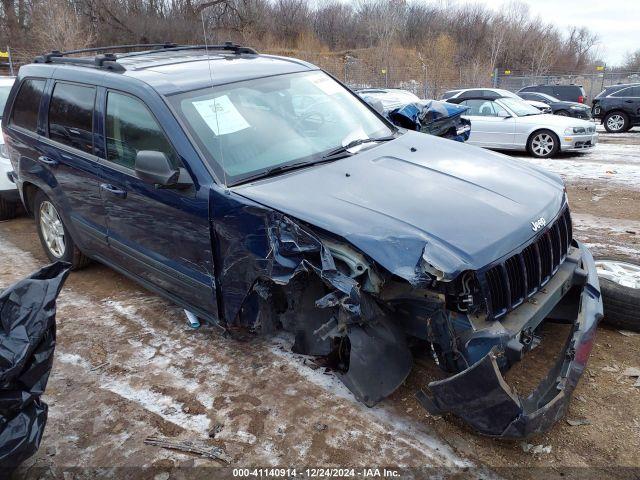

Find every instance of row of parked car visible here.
[356,81,640,160]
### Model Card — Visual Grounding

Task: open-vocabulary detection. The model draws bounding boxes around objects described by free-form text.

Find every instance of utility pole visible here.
[8,47,14,76]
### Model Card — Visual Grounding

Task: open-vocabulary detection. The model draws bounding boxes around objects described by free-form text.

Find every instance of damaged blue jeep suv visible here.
[2,43,603,438]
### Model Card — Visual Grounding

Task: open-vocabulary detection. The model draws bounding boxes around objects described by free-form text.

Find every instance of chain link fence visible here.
[3,45,638,102]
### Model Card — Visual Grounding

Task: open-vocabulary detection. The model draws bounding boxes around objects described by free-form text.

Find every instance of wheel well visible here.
[605,109,628,119]
[21,182,41,217]
[527,128,559,146]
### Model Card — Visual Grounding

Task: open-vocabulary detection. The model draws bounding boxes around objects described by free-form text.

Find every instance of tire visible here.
[555,110,569,117]
[527,130,560,158]
[603,111,629,133]
[0,196,19,221]
[594,257,640,332]
[34,190,90,269]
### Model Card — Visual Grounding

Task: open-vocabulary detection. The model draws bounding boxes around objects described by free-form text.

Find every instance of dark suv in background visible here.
[518,84,587,104]
[518,91,592,119]
[592,83,640,133]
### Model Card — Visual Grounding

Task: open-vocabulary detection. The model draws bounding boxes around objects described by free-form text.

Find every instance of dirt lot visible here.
[1,128,639,479]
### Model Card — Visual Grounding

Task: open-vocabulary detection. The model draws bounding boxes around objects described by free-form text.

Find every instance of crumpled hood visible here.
[234,131,565,282]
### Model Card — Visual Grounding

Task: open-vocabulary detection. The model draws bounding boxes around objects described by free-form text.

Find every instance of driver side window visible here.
[105,91,178,169]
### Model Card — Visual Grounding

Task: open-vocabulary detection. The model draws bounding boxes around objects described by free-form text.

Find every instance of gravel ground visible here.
[1,129,639,479]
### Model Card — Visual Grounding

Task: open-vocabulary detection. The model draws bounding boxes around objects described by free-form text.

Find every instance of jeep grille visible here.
[479,208,572,319]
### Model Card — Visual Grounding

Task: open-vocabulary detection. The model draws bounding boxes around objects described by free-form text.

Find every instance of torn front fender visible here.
[417,243,603,438]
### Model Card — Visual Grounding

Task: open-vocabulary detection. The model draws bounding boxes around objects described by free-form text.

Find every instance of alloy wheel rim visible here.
[607,114,624,131]
[39,201,66,258]
[594,260,640,289]
[531,133,554,156]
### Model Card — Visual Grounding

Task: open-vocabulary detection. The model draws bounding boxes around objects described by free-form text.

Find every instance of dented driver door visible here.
[96,88,218,320]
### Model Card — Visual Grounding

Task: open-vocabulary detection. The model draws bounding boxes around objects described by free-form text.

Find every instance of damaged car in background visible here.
[357,88,471,142]
[2,43,603,439]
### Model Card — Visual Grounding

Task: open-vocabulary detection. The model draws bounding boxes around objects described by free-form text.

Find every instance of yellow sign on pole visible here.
[596,65,605,71]
[504,69,511,75]
[0,51,8,59]
[381,69,387,74]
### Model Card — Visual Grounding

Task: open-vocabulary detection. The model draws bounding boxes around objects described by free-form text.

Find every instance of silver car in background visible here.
[447,96,597,158]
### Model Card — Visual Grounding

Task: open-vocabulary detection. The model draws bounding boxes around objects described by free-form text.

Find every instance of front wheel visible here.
[527,130,560,158]
[34,191,90,269]
[603,112,629,133]
[595,257,640,332]
[555,110,569,117]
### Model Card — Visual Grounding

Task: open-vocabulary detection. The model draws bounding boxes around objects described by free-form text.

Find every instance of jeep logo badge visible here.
[531,217,546,232]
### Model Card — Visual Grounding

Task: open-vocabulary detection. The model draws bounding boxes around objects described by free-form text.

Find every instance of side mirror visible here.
[135,150,180,186]
[497,110,512,119]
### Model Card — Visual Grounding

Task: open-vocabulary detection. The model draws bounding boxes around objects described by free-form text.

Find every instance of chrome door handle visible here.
[38,155,59,166]
[100,183,127,199]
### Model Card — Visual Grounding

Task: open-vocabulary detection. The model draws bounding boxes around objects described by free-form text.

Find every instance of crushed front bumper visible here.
[416,242,603,438]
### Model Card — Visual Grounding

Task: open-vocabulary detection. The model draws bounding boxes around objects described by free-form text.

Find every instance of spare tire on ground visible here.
[594,257,640,332]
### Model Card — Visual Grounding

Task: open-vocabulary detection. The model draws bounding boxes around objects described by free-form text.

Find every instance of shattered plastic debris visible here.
[566,418,591,426]
[184,310,201,329]
[521,442,552,454]
[0,262,70,471]
[622,367,640,387]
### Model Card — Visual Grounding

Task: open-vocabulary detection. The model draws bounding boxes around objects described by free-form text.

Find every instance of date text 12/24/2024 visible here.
[232,468,401,478]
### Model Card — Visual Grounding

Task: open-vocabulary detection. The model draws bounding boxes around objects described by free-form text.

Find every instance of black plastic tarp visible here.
[0,262,70,472]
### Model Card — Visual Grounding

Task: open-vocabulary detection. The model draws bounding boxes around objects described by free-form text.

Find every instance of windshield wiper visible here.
[231,135,397,186]
[321,135,397,160]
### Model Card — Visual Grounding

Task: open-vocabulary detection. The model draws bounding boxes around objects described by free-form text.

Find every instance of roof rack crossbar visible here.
[42,43,179,58]
[32,41,257,71]
[33,53,126,72]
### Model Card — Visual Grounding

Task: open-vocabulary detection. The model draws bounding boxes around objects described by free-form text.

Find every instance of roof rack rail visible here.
[118,42,258,58]
[33,42,258,72]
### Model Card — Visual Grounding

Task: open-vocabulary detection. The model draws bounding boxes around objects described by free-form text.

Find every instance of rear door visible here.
[40,80,110,254]
[461,99,515,148]
[97,88,217,318]
[5,78,48,201]
[614,86,640,122]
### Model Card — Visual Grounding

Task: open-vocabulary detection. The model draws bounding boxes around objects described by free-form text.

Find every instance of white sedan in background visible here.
[447,96,597,158]
[0,76,19,220]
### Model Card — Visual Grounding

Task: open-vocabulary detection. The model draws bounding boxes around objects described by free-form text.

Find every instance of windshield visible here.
[533,92,561,102]
[494,89,520,99]
[0,84,12,119]
[498,97,542,116]
[171,71,393,185]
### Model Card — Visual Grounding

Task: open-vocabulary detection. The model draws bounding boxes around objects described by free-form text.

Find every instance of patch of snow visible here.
[99,377,211,433]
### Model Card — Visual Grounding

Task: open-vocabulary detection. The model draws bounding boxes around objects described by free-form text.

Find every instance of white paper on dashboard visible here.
[309,73,342,95]
[192,95,250,135]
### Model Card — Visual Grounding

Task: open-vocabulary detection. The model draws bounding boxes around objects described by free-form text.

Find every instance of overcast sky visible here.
[460,0,639,66]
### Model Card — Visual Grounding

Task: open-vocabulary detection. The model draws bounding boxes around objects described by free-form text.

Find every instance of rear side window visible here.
[612,86,640,97]
[105,91,178,169]
[10,78,46,132]
[48,82,96,154]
